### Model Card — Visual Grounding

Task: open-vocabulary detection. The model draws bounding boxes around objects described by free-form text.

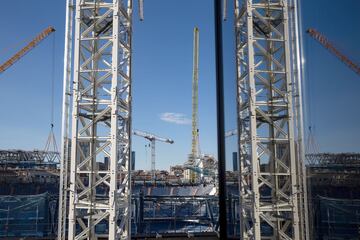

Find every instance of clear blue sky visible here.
[301,0,360,153]
[0,1,359,171]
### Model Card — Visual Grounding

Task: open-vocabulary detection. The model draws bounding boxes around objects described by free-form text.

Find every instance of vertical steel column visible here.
[67,0,132,239]
[58,0,74,239]
[214,0,227,238]
[235,0,304,239]
[151,139,155,180]
[190,27,200,183]
[290,0,309,238]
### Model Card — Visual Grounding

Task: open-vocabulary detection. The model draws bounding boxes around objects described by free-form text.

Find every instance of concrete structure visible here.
[307,153,360,239]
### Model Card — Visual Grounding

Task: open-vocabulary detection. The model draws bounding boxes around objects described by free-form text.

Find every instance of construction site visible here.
[0,0,359,239]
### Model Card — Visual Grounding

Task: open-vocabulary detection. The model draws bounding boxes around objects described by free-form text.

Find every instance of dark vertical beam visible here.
[214,0,227,238]
[232,152,238,171]
[139,191,144,233]
[131,151,136,171]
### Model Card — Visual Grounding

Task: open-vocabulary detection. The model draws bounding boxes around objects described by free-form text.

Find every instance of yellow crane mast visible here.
[190,27,199,182]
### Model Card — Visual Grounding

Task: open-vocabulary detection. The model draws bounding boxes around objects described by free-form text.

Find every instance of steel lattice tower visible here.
[64,0,133,239]
[58,1,74,239]
[189,27,200,182]
[235,0,308,239]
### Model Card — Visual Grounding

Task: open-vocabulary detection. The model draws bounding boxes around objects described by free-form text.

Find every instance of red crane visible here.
[0,26,55,73]
[306,28,360,76]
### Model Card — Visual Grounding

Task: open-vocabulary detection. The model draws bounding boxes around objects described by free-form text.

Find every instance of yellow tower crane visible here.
[0,26,55,73]
[189,27,200,183]
[0,26,59,163]
[306,28,360,76]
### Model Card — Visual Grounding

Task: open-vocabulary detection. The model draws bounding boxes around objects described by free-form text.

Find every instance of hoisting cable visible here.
[44,32,60,163]
[50,30,56,132]
[304,22,320,164]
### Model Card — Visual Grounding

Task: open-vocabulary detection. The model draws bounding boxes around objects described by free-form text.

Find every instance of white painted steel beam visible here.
[67,0,133,239]
[58,0,74,239]
[235,0,307,239]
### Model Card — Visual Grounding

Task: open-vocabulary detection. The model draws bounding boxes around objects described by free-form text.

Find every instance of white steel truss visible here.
[67,0,133,239]
[58,1,74,239]
[235,0,307,239]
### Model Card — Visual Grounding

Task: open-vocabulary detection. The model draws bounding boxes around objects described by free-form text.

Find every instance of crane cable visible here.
[304,9,320,160]
[51,31,55,130]
[43,32,59,162]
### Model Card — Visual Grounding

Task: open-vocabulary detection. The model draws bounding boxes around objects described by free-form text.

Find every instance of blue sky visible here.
[0,1,359,171]
[131,1,217,170]
[301,0,360,153]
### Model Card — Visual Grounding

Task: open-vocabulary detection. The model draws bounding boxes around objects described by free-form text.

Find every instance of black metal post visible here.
[214,0,227,238]
[232,152,238,171]
[139,191,144,234]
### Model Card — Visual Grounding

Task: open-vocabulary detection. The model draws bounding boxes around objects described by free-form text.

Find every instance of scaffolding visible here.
[307,153,360,239]
[0,193,55,238]
[0,149,60,165]
[314,196,360,240]
[59,0,133,239]
[234,0,308,239]
[133,195,218,235]
[55,0,311,239]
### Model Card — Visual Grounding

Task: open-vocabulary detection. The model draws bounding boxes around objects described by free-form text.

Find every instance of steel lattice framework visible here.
[235,0,307,239]
[65,0,133,239]
[58,1,74,239]
[0,149,60,164]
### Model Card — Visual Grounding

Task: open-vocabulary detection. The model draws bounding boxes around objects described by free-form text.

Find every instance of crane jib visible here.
[0,26,55,73]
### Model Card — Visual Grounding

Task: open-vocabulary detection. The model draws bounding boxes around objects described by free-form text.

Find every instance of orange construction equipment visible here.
[0,26,55,73]
[306,28,360,76]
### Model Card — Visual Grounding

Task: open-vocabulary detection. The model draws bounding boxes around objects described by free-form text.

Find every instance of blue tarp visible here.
[0,193,55,237]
